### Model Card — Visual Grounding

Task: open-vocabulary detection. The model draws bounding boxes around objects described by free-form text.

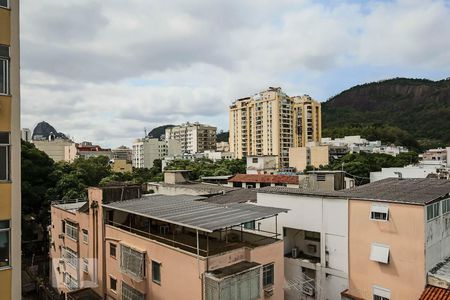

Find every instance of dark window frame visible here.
[263,263,274,287]
[0,132,10,181]
[110,243,117,258]
[151,260,161,284]
[0,220,10,269]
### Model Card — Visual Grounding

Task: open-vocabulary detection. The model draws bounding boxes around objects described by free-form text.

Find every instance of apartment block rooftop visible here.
[228,174,299,185]
[103,194,287,233]
[340,178,450,205]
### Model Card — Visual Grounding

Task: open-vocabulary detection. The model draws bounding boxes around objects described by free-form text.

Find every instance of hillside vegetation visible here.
[322,78,450,149]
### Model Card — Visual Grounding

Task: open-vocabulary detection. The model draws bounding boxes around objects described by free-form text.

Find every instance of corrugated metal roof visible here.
[258,186,344,197]
[103,194,287,232]
[339,178,450,205]
[228,174,299,184]
[203,189,257,204]
[419,285,450,300]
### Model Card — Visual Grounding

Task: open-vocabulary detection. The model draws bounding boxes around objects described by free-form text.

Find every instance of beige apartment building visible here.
[50,185,286,300]
[165,122,217,154]
[342,178,450,300]
[34,138,75,162]
[229,87,321,168]
[0,0,21,299]
[289,144,329,172]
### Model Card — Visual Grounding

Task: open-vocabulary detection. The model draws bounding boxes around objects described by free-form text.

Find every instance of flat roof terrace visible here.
[103,194,287,256]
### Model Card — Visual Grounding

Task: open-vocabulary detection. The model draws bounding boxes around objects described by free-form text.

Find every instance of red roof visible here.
[420,285,450,300]
[228,174,299,184]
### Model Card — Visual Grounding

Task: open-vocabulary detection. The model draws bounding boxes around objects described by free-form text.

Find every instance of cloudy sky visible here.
[21,0,450,148]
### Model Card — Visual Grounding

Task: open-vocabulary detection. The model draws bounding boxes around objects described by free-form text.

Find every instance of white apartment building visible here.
[165,122,217,154]
[132,138,181,169]
[256,187,348,300]
[229,87,321,169]
[321,135,409,157]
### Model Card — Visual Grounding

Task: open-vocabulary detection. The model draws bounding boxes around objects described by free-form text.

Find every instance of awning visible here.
[370,243,390,264]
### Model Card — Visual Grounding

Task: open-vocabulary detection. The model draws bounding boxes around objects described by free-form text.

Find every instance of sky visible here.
[20,0,450,148]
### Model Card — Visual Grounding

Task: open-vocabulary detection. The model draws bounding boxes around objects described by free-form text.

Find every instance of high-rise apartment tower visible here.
[0,0,21,299]
[229,87,321,168]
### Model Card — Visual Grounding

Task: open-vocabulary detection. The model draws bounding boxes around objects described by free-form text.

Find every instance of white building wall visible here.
[370,165,441,182]
[425,201,450,271]
[256,192,348,300]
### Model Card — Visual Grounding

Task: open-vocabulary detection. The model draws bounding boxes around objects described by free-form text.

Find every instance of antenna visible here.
[144,127,147,137]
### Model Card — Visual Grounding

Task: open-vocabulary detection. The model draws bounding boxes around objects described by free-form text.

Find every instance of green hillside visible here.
[322,77,450,149]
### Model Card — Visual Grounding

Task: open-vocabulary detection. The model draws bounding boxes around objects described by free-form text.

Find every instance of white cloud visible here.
[20,0,450,147]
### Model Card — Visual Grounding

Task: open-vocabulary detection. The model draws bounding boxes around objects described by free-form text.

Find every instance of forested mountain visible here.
[322,78,450,149]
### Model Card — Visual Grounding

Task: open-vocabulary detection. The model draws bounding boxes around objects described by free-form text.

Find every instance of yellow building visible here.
[229,87,321,168]
[289,145,329,172]
[0,0,21,299]
[111,159,132,173]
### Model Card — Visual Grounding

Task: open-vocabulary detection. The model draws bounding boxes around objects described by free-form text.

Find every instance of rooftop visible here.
[228,174,299,184]
[53,201,86,212]
[258,186,343,198]
[207,261,260,280]
[419,285,450,300]
[67,288,102,300]
[203,189,257,204]
[340,178,450,205]
[153,182,237,194]
[103,194,287,233]
[429,257,450,288]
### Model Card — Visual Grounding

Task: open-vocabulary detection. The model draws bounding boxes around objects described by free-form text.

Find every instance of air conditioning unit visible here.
[264,287,274,297]
[59,259,65,264]
[58,233,65,239]
[291,247,298,259]
[302,285,314,296]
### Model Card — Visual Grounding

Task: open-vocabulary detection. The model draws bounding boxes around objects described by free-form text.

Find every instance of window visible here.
[0,46,9,95]
[110,243,117,258]
[0,0,9,9]
[243,220,256,230]
[427,202,441,221]
[252,157,258,163]
[0,132,10,181]
[370,243,390,264]
[82,229,88,244]
[263,263,274,287]
[64,247,78,269]
[63,272,78,290]
[82,258,88,273]
[110,276,117,293]
[65,221,78,241]
[120,245,145,279]
[122,282,144,300]
[442,198,450,215]
[304,231,320,242]
[317,174,326,181]
[370,204,389,221]
[373,285,391,300]
[0,220,10,268]
[152,261,161,284]
[205,267,260,300]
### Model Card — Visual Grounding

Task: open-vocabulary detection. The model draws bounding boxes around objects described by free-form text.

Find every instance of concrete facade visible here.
[33,139,75,162]
[165,122,217,154]
[132,138,181,169]
[229,87,322,169]
[246,156,278,175]
[289,145,329,172]
[256,191,348,300]
[50,186,286,300]
[0,1,21,298]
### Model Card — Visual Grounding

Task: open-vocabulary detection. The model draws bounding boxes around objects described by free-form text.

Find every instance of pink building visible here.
[341,178,450,300]
[50,185,286,300]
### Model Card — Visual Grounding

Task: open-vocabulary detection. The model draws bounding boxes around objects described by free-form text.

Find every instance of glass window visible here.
[65,221,78,241]
[110,276,117,292]
[304,231,320,242]
[82,229,88,244]
[0,56,8,95]
[427,202,441,221]
[263,263,274,287]
[0,132,10,181]
[120,245,145,279]
[63,272,78,290]
[0,220,10,268]
[122,282,144,300]
[64,247,78,269]
[243,220,256,230]
[0,0,9,9]
[152,261,161,284]
[82,258,88,273]
[110,243,117,258]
